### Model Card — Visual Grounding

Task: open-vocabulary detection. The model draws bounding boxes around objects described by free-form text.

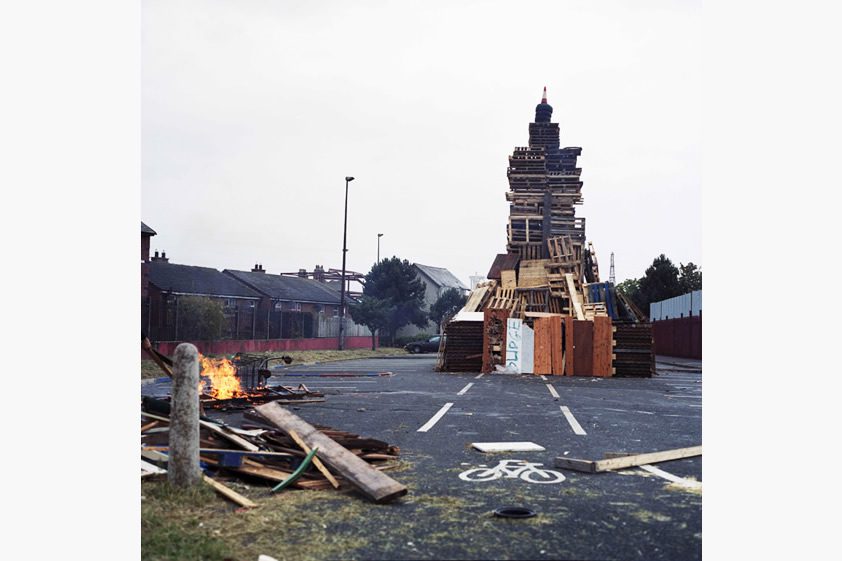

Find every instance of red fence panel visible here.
[152,336,376,357]
[652,316,702,359]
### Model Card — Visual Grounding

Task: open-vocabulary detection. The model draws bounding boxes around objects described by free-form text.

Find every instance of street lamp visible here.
[377,233,383,263]
[339,176,354,350]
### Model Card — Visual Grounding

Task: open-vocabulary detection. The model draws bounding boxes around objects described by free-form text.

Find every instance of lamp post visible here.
[377,233,383,263]
[339,176,354,350]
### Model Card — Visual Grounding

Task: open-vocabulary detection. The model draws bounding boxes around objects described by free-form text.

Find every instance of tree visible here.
[361,257,429,345]
[429,288,468,333]
[178,296,225,341]
[348,295,391,350]
[678,262,702,292]
[636,254,683,313]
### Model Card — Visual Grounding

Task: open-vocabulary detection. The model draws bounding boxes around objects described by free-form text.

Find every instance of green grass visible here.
[141,348,408,379]
[141,482,232,561]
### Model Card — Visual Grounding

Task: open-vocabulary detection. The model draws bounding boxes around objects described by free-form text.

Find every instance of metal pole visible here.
[339,176,354,350]
[377,233,383,263]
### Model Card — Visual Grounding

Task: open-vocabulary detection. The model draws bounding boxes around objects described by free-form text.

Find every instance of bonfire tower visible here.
[505,87,585,260]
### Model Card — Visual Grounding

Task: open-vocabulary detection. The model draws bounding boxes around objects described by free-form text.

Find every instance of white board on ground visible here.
[471,442,546,452]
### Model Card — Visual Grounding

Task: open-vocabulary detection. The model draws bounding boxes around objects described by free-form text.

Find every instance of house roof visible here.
[147,262,261,299]
[414,264,468,291]
[224,270,342,304]
[141,222,157,235]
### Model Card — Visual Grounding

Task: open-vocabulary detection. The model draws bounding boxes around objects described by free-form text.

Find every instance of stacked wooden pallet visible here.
[612,322,655,377]
[438,321,484,372]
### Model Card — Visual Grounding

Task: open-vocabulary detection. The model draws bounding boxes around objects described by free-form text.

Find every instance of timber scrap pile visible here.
[437,88,654,377]
[140,401,407,506]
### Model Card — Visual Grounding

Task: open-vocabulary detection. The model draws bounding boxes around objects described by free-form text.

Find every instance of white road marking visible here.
[546,384,560,399]
[560,406,587,435]
[540,375,548,381]
[417,403,454,432]
[667,395,702,399]
[639,464,702,489]
[457,383,474,396]
[474,373,485,379]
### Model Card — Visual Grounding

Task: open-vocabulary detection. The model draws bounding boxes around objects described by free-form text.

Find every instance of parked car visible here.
[404,335,443,354]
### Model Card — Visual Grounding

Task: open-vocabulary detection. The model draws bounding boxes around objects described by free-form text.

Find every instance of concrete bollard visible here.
[169,342,201,487]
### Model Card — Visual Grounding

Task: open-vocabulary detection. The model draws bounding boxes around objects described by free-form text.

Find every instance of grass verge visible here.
[141,348,408,379]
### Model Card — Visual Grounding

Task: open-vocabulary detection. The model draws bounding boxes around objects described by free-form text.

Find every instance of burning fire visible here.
[198,355,246,400]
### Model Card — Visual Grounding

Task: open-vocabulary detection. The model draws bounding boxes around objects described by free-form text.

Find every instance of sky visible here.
[142,0,701,289]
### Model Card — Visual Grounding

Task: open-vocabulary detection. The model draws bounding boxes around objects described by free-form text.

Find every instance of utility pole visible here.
[609,252,616,285]
[339,176,354,350]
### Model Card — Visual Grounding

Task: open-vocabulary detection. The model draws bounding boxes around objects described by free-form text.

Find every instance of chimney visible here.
[298,268,308,278]
[151,250,169,263]
[251,263,265,273]
[314,265,326,282]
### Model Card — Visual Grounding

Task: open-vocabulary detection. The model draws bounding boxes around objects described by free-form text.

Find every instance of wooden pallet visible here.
[582,302,608,320]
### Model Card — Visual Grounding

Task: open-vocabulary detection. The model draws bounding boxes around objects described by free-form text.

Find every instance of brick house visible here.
[145,258,262,341]
[224,266,372,339]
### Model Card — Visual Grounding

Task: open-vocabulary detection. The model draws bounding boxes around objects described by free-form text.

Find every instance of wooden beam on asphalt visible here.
[555,445,702,473]
[255,402,407,503]
[288,429,341,489]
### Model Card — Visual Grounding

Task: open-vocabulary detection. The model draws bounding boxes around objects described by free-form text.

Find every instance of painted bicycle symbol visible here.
[458,459,566,484]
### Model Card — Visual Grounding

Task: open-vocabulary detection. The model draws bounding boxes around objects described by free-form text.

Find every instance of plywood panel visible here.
[564,316,574,376]
[550,315,565,376]
[532,317,553,375]
[501,270,517,290]
[592,316,613,377]
[518,259,551,288]
[572,320,593,376]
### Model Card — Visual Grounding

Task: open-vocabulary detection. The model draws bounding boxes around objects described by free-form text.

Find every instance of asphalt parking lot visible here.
[142,355,702,561]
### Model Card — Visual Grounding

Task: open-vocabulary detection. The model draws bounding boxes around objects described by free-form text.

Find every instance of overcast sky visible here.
[142,0,701,289]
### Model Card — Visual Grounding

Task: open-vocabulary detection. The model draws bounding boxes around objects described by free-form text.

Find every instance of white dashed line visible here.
[474,373,485,379]
[639,464,702,489]
[546,384,560,399]
[560,405,587,435]
[457,383,474,396]
[540,375,548,381]
[417,403,454,432]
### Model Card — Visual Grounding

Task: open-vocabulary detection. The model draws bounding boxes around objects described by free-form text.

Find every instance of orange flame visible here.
[198,355,246,400]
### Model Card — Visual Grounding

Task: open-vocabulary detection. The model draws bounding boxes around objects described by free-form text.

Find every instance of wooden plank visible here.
[572,320,593,375]
[203,475,258,508]
[140,411,261,452]
[142,446,295,459]
[555,445,702,473]
[518,259,551,288]
[462,283,490,312]
[524,312,564,318]
[255,402,408,503]
[565,273,585,319]
[592,316,613,377]
[532,317,552,375]
[501,270,517,289]
[141,459,166,477]
[288,429,341,489]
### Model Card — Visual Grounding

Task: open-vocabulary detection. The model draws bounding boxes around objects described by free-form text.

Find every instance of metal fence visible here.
[649,290,702,321]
